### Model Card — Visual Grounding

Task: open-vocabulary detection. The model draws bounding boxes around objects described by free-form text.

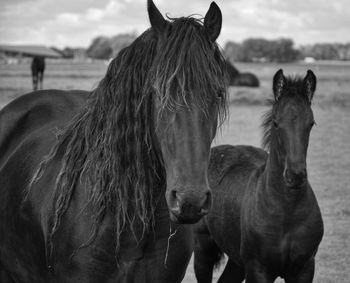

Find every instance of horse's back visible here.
[209,144,267,187]
[0,89,87,168]
[235,72,260,87]
[205,144,267,259]
[208,144,267,209]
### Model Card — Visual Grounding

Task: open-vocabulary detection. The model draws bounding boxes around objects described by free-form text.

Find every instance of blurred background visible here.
[0,0,349,282]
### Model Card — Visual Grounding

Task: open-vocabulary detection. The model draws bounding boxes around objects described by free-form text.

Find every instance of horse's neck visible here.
[264,147,285,195]
[259,141,300,208]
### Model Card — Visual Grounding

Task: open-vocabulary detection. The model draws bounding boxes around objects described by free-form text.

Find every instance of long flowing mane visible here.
[261,76,310,151]
[30,16,227,260]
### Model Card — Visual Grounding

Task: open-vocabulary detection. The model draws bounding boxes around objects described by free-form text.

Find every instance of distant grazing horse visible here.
[194,69,324,282]
[225,60,259,87]
[31,56,45,91]
[0,1,227,282]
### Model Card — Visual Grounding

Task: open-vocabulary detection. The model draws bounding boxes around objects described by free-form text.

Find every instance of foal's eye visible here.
[310,121,316,127]
[217,91,223,99]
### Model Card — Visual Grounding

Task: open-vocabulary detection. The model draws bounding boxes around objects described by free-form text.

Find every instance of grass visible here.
[0,60,349,282]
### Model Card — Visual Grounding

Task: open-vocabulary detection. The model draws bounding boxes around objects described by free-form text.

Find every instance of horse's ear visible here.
[147,0,167,35]
[204,2,222,42]
[303,70,316,102]
[273,69,285,101]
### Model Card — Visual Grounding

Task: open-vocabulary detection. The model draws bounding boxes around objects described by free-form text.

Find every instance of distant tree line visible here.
[224,38,350,62]
[86,33,137,60]
[55,33,137,60]
[299,43,350,61]
[56,33,350,62]
[225,38,299,63]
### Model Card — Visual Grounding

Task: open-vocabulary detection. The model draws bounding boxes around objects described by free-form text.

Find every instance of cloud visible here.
[0,0,350,48]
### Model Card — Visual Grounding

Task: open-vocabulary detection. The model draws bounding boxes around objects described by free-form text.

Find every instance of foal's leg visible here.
[217,259,244,283]
[194,229,222,283]
[245,260,275,283]
[285,258,315,283]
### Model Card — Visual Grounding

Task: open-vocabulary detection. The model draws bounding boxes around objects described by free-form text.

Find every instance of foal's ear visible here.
[147,0,167,35]
[273,69,285,101]
[204,2,222,42]
[303,70,317,102]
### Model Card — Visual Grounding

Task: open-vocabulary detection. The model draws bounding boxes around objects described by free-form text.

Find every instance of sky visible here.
[1,0,350,49]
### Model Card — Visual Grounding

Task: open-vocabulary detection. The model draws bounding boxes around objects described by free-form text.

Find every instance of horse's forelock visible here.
[151,17,228,124]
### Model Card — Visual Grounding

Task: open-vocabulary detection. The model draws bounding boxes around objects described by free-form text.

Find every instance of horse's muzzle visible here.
[167,188,212,224]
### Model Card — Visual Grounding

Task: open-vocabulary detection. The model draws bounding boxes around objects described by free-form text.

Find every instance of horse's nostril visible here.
[200,191,212,215]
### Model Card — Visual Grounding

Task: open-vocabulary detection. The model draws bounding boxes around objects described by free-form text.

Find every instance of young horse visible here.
[0,1,227,282]
[194,70,324,283]
[31,56,45,90]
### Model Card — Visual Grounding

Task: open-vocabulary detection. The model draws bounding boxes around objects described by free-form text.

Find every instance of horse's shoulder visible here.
[0,90,88,168]
[209,144,267,185]
[1,89,87,113]
[0,89,87,133]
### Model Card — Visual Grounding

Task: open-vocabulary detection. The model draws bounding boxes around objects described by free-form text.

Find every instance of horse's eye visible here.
[310,121,316,127]
[273,119,278,128]
[217,91,223,99]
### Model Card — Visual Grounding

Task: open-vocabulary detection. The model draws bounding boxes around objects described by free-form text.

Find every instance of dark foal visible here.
[31,55,45,90]
[194,69,324,283]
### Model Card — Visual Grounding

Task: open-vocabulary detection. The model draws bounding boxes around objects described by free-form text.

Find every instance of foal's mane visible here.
[261,76,310,151]
[31,16,227,259]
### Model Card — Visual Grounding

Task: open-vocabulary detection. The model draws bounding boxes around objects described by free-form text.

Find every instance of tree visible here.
[110,33,137,58]
[224,38,299,63]
[87,36,113,59]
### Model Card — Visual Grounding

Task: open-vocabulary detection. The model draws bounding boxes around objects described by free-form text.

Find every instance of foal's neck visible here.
[262,135,306,206]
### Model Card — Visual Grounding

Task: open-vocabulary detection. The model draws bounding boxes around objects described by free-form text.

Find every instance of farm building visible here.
[0,45,62,64]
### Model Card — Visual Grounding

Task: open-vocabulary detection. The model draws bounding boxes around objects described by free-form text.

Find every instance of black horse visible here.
[0,1,227,282]
[225,60,259,87]
[194,70,323,282]
[31,56,45,91]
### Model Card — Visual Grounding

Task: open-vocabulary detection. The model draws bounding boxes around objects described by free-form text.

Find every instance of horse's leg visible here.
[245,260,275,283]
[285,258,315,283]
[193,230,222,283]
[39,72,44,90]
[217,259,244,283]
[32,74,38,91]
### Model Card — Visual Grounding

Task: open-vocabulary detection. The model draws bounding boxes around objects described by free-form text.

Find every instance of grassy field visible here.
[0,61,349,282]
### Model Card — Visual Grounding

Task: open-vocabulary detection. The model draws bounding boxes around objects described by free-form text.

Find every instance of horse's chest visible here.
[251,229,313,272]
[55,208,193,283]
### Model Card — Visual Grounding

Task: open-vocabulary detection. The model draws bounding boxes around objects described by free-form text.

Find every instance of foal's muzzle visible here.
[284,168,307,188]
[167,187,212,224]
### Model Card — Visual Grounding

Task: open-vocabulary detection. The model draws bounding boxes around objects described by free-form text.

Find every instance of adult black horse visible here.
[31,56,45,91]
[194,70,323,282]
[225,60,259,87]
[0,1,227,282]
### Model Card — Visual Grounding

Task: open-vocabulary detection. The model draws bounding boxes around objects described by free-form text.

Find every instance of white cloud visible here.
[85,8,104,21]
[0,0,350,48]
[57,13,80,24]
